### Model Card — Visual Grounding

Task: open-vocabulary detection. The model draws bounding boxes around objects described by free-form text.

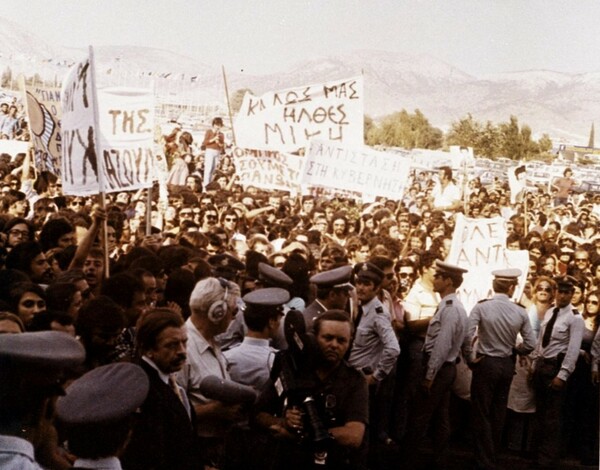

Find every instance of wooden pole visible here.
[221,65,236,146]
[89,46,110,278]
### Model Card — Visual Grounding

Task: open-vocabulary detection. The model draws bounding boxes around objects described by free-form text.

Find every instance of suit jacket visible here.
[121,360,201,470]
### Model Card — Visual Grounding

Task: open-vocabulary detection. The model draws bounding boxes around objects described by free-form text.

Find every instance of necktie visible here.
[541,307,560,348]
[169,375,185,405]
[354,305,364,329]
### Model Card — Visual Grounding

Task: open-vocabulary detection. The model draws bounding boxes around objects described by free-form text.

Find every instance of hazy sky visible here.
[3,0,600,76]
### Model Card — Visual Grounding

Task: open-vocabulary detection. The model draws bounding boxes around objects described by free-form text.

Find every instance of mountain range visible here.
[0,16,597,143]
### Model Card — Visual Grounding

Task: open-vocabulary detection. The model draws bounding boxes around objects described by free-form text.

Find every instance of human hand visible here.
[549,377,565,391]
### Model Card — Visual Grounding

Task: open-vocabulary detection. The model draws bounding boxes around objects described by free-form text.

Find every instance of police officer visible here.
[225,287,290,390]
[531,275,584,468]
[217,261,293,351]
[0,331,85,469]
[348,262,400,385]
[403,260,468,468]
[463,268,536,470]
[303,265,354,331]
[56,362,149,469]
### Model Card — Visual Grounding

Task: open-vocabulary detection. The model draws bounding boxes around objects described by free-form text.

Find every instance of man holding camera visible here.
[254,310,368,470]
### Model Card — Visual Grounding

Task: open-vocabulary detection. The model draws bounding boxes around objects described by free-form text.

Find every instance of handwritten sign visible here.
[301,139,411,199]
[447,214,529,313]
[96,87,155,193]
[234,77,363,151]
[232,147,303,194]
[61,58,98,195]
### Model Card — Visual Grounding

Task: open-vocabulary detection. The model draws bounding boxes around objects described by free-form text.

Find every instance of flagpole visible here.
[221,65,236,146]
[89,46,110,278]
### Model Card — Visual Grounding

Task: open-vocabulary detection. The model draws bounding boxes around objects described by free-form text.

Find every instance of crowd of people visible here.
[1,121,600,470]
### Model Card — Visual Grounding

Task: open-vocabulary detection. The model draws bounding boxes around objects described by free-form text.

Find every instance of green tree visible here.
[371,109,442,149]
[538,133,553,154]
[446,114,482,148]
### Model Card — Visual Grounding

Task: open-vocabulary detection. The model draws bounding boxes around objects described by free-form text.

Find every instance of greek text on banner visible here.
[232,147,303,193]
[233,76,364,151]
[301,139,411,200]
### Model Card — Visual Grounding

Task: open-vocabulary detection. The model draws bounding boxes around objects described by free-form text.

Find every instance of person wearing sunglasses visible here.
[528,277,557,338]
[531,275,585,468]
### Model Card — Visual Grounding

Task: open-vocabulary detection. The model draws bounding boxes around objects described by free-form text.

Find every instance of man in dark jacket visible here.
[122,308,201,470]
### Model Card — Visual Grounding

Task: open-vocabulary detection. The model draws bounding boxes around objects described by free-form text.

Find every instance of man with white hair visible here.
[177,277,241,469]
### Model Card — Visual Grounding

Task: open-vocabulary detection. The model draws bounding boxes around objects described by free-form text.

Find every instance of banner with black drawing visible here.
[61,51,155,195]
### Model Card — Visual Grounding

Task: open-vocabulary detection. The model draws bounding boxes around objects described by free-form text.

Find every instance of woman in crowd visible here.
[8,281,47,330]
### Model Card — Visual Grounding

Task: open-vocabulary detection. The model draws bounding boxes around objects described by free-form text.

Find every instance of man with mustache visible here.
[122,309,201,470]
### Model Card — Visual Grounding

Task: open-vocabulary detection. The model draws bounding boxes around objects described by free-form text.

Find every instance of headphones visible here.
[207,278,230,323]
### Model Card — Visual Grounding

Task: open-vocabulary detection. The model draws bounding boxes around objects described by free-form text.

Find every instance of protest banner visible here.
[233,76,363,151]
[96,87,155,193]
[0,140,29,160]
[61,49,155,196]
[61,55,99,195]
[301,139,411,200]
[446,213,529,313]
[232,147,303,194]
[22,82,62,175]
[410,149,462,171]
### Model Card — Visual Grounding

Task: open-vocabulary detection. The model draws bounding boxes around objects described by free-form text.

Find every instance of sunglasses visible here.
[586,300,599,306]
[536,286,553,293]
[398,272,413,279]
[205,214,218,220]
[225,217,238,222]
[575,258,588,262]
[71,201,86,206]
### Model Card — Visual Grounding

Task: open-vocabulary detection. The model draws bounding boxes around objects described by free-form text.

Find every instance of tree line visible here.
[365,111,554,161]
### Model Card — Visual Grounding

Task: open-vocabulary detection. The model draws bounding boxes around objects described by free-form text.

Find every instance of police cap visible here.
[435,260,468,276]
[310,265,353,290]
[554,275,578,291]
[57,363,149,426]
[491,268,521,281]
[258,262,293,287]
[209,253,245,280]
[354,262,384,285]
[243,287,290,308]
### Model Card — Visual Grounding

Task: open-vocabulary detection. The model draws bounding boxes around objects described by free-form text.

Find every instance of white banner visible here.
[233,76,363,151]
[232,147,303,194]
[61,57,98,195]
[302,139,411,199]
[96,87,154,193]
[446,214,529,313]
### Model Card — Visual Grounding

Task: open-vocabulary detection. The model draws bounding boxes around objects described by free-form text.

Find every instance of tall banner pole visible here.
[222,65,236,146]
[89,46,110,278]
